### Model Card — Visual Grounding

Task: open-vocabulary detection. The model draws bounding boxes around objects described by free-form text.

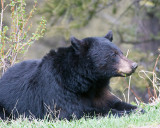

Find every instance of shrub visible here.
[0,0,46,76]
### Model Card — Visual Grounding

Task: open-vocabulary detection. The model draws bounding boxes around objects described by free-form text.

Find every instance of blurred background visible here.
[1,0,160,103]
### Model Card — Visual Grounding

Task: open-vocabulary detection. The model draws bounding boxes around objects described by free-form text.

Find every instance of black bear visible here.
[0,31,139,120]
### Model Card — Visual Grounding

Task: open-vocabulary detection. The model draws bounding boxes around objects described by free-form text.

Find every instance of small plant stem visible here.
[0,0,4,56]
[128,75,132,103]
[152,54,160,99]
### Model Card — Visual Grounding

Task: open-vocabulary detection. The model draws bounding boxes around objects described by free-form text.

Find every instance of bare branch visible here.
[0,0,4,33]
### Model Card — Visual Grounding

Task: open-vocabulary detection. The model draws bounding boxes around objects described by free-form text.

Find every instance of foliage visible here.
[114,0,160,46]
[40,0,119,38]
[0,0,47,75]
[39,0,160,45]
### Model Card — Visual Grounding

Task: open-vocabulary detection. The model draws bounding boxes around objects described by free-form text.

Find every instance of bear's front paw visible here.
[133,107,145,114]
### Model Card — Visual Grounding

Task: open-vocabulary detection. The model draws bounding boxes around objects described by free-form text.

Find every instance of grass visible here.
[0,102,160,128]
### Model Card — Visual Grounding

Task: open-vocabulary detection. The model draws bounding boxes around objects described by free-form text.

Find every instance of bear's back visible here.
[0,60,41,87]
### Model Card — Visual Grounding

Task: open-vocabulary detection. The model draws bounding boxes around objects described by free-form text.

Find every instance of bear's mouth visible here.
[118,70,135,77]
[117,65,137,77]
[119,72,132,77]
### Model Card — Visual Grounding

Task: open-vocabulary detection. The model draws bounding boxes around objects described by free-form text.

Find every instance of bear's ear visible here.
[104,30,113,42]
[70,36,82,54]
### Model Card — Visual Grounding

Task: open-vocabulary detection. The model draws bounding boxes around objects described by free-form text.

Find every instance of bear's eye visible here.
[113,51,118,56]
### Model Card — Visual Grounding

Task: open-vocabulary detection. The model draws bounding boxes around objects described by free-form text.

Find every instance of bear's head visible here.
[71,31,138,79]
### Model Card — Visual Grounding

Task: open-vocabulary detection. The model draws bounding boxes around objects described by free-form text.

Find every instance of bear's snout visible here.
[117,56,138,77]
[131,62,138,70]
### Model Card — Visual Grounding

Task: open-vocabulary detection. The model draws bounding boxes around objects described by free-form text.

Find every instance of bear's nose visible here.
[131,62,138,70]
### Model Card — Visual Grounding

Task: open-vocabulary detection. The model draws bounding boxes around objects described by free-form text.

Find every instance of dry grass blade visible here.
[138,54,160,103]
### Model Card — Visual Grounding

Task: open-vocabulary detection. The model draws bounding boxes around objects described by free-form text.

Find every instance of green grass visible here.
[0,103,160,128]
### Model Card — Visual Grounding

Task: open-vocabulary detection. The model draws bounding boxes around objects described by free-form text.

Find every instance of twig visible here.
[152,54,160,98]
[126,49,131,103]
[153,54,160,73]
[0,0,4,56]
[128,76,132,103]
[126,49,130,57]
[0,0,4,31]
[24,0,37,28]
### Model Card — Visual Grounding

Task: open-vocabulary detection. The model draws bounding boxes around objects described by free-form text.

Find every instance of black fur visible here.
[0,31,139,120]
